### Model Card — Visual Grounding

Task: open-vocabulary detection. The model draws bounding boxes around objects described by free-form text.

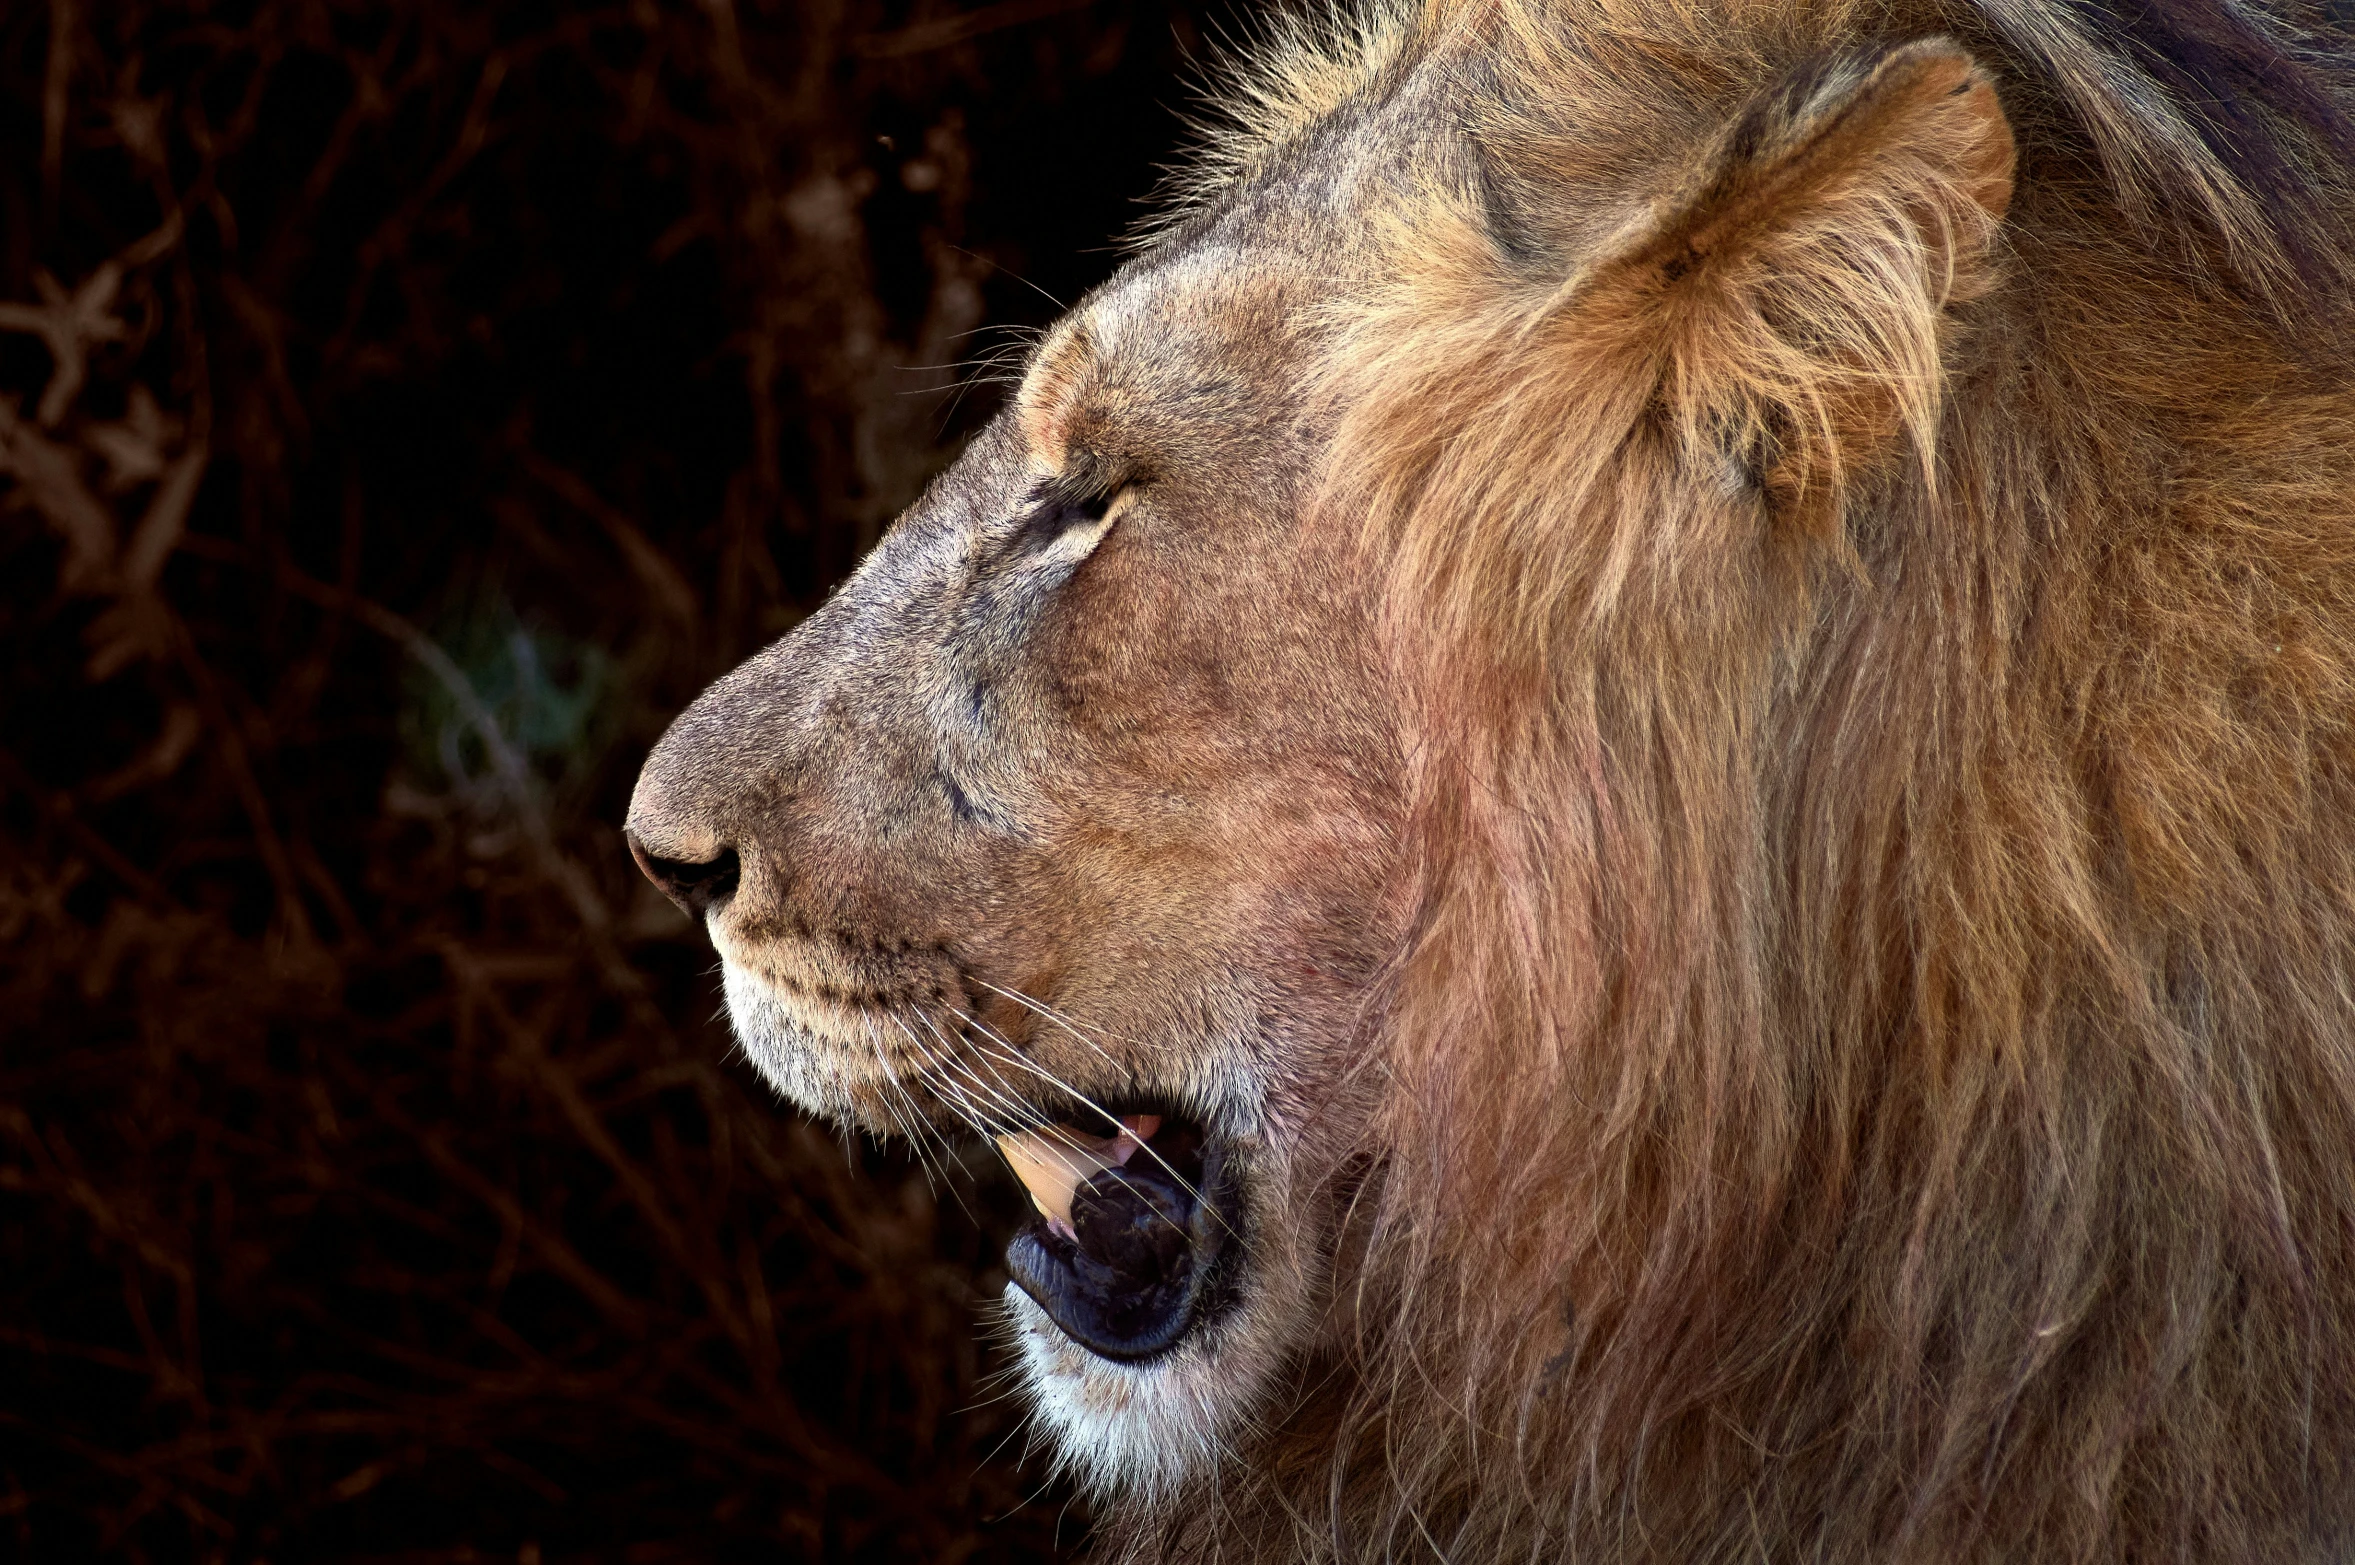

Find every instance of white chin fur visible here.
[723,956,1273,1500]
[1001,1286,1244,1502]
[720,962,865,1122]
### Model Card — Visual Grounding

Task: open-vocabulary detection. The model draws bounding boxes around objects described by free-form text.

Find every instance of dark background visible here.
[0,2,1231,1557]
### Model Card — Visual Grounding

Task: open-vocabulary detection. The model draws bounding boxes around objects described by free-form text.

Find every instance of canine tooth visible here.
[996,1130,1114,1234]
[997,1119,1158,1233]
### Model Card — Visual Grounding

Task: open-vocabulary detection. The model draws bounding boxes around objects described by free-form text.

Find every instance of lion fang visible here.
[996,1116,1160,1238]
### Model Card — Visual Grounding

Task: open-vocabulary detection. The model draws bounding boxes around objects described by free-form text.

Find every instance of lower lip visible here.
[1001,1118,1237,1362]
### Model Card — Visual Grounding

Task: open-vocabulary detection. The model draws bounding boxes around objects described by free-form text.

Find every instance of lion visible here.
[626,1,2355,1558]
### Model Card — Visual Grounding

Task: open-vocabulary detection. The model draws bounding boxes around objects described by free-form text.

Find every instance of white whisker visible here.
[905,1010,1052,1136]
[869,1046,945,1193]
[887,1013,1006,1139]
[972,977,1153,1066]
[946,1009,1228,1236]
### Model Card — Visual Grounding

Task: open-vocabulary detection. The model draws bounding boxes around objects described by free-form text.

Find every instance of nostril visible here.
[646,849,741,917]
[628,834,741,918]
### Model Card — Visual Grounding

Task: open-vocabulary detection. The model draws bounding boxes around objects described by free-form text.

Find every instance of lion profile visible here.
[629,1,2355,1558]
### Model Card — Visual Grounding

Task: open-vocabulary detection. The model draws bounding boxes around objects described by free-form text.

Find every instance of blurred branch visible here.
[514,442,698,632]
[0,0,1191,1553]
[854,0,1100,58]
[40,1,73,219]
[280,567,615,945]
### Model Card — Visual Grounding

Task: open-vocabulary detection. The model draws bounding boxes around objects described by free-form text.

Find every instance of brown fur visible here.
[631,2,2355,1559]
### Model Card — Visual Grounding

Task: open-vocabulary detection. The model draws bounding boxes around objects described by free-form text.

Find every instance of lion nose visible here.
[627,831,741,918]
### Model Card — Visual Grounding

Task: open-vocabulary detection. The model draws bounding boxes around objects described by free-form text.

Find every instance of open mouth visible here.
[996,1110,1240,1362]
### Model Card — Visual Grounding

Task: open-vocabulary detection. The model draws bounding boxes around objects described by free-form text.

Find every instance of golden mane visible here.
[1104,2,2355,1559]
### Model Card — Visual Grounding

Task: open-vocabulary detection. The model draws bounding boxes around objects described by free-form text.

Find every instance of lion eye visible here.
[1010,489,1116,554]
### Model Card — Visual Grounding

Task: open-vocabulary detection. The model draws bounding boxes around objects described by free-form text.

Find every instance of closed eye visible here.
[1008,487,1120,556]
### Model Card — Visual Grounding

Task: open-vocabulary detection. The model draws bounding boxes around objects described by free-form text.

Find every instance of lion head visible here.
[628,2,2355,1557]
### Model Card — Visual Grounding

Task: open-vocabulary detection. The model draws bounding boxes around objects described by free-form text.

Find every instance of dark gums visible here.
[1004,1125,1240,1363]
[1074,1164,1197,1288]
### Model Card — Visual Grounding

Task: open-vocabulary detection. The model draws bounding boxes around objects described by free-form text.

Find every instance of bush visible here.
[0,2,1213,1556]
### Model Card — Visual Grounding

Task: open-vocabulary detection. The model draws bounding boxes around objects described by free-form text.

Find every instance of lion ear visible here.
[1572,38,2016,527]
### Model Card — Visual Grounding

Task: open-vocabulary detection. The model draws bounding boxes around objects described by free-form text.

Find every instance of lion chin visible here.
[715,950,1309,1506]
[631,1,2355,1560]
[998,1293,1248,1504]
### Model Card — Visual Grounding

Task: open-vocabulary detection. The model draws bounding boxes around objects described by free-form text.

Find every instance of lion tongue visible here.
[996,1116,1161,1239]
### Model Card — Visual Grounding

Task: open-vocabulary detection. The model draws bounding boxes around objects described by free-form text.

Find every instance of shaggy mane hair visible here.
[1115,3,2355,1560]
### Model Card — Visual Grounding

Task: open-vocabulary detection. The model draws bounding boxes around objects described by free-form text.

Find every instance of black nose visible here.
[627,833,741,918]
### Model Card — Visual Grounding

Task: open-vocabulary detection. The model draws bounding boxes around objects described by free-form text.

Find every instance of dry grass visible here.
[0,1,1215,1556]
